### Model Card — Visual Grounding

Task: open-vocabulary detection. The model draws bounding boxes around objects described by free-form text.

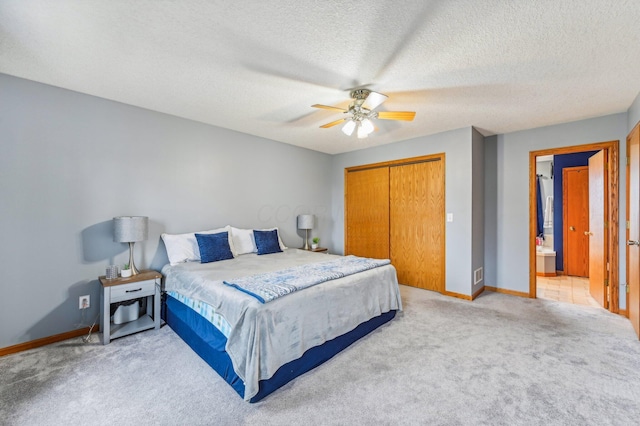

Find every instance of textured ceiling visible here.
[2,1,640,154]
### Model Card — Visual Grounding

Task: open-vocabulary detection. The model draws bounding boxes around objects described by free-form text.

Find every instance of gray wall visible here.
[0,74,332,348]
[330,127,476,296]
[489,113,628,308]
[2,71,637,348]
[471,128,485,291]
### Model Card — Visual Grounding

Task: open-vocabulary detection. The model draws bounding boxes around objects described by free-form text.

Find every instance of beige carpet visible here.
[1,285,639,425]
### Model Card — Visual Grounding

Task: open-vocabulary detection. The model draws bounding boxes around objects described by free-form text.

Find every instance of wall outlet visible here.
[79,295,90,309]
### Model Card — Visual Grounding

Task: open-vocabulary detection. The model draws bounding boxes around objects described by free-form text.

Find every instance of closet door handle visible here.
[628,240,640,246]
[584,231,593,236]
[569,226,575,231]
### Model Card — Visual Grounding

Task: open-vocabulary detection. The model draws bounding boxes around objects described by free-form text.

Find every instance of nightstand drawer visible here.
[110,279,156,303]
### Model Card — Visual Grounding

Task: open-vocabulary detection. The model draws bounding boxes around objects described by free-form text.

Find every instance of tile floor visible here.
[537,275,601,308]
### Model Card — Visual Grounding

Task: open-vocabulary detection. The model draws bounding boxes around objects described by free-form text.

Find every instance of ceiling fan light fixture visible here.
[314,89,414,138]
[342,120,356,136]
[361,118,374,134]
[357,124,368,139]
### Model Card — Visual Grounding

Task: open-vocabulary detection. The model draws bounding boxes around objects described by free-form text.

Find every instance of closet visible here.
[345,154,445,292]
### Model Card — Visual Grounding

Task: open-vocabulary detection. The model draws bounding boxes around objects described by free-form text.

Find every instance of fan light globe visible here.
[357,125,368,139]
[361,118,374,134]
[342,120,356,136]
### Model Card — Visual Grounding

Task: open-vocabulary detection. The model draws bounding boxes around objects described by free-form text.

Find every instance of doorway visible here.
[536,159,597,307]
[529,141,620,313]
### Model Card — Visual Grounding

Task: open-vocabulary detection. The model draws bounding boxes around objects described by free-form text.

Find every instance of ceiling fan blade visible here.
[362,91,388,110]
[312,104,348,112]
[320,118,347,128]
[377,111,416,121]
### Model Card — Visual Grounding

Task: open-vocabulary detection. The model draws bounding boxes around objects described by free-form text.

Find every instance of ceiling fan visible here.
[312,89,416,138]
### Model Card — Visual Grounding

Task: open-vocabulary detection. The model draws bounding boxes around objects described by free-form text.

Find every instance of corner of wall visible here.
[628,90,640,132]
[483,135,498,288]
[471,129,485,289]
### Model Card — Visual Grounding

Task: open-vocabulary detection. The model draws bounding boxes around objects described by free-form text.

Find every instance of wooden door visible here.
[389,159,445,291]
[563,166,590,277]
[628,125,640,338]
[345,167,390,259]
[588,151,607,308]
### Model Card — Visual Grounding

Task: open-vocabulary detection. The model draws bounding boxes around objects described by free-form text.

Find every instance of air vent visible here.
[474,267,484,285]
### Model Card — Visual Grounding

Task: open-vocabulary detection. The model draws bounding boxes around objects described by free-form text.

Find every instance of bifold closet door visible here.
[345,167,390,259]
[390,159,445,291]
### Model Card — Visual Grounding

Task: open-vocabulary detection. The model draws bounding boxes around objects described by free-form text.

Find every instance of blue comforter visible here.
[224,255,391,303]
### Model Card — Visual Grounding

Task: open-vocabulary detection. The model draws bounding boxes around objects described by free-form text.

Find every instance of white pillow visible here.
[254,227,288,250]
[230,227,257,255]
[162,226,236,264]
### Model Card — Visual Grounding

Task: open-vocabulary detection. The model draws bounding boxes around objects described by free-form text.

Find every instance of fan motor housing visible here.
[350,89,371,101]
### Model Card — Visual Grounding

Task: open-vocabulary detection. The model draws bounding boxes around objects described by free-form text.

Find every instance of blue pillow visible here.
[195,232,234,263]
[253,229,283,255]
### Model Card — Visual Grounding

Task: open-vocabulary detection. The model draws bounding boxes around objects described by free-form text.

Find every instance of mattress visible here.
[162,249,402,401]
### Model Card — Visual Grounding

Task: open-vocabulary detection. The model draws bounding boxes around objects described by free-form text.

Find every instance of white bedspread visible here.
[162,249,402,401]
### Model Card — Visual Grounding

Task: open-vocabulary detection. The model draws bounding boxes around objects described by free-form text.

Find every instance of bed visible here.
[160,226,402,402]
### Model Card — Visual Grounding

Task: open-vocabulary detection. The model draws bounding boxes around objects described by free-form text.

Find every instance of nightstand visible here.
[99,270,162,344]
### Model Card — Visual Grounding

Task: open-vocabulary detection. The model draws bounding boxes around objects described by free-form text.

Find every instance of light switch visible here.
[447,213,453,222]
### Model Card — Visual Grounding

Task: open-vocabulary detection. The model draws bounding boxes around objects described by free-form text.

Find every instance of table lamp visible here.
[113,216,148,275]
[297,214,314,250]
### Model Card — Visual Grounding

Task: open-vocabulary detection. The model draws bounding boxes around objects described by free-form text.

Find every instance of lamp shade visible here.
[297,214,314,230]
[113,216,148,242]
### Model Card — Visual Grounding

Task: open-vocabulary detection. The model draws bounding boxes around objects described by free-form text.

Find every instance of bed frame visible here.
[163,293,396,402]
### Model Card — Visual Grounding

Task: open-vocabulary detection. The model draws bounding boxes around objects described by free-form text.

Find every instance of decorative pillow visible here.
[195,232,234,263]
[230,227,257,255]
[254,227,287,250]
[253,229,283,255]
[161,226,235,264]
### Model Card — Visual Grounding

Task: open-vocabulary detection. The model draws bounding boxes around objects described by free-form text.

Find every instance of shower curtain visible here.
[536,175,544,238]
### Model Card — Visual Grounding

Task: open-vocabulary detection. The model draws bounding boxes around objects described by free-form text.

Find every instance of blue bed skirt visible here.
[163,294,396,402]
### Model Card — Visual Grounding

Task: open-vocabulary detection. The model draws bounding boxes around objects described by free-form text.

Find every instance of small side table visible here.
[99,270,162,345]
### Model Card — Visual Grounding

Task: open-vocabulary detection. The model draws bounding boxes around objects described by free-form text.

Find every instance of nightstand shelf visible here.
[110,314,155,340]
[99,270,162,344]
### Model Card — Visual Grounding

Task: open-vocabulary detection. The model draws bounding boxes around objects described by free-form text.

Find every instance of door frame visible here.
[626,131,631,316]
[529,140,620,313]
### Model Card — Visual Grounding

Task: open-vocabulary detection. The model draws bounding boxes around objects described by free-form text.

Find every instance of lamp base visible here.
[302,229,310,250]
[128,242,141,275]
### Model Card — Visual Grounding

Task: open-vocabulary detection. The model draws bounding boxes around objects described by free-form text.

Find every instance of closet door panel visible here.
[345,167,390,259]
[390,160,445,291]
